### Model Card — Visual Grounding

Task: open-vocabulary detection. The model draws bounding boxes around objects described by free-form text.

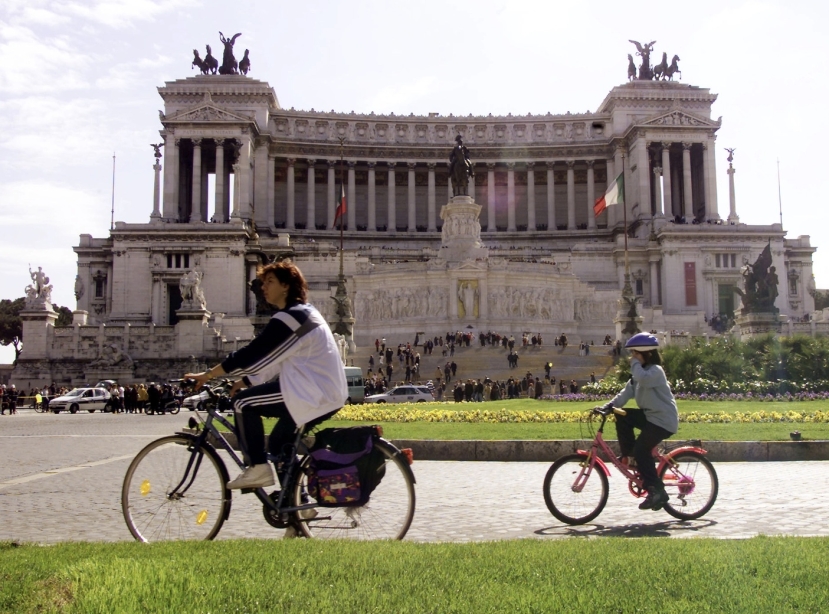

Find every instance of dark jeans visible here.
[615,408,673,493]
[233,380,338,466]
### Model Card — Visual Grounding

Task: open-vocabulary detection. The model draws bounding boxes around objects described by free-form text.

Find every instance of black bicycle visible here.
[121,381,416,542]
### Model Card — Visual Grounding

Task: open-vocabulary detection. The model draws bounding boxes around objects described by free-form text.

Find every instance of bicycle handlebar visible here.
[593,405,627,417]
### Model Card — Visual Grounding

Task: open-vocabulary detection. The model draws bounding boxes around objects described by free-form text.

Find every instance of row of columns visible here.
[280,158,608,232]
[647,141,719,221]
[161,136,248,223]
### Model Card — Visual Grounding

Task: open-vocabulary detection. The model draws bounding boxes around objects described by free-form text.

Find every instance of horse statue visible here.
[627,54,636,81]
[239,49,251,75]
[204,45,219,74]
[449,135,473,197]
[665,55,681,81]
[218,31,241,75]
[191,49,208,74]
[653,52,668,80]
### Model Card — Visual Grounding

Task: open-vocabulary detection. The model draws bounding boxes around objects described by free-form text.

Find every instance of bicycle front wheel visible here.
[660,451,718,520]
[294,439,416,540]
[122,435,231,542]
[543,453,609,525]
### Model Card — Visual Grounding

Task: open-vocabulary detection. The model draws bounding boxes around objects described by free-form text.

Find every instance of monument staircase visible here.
[348,340,616,391]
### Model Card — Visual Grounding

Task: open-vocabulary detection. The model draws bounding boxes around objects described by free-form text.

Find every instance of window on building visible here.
[95,278,105,298]
[790,276,798,296]
[166,253,190,269]
[718,284,736,316]
[684,262,697,306]
[715,254,721,268]
[635,279,644,296]
[730,254,737,268]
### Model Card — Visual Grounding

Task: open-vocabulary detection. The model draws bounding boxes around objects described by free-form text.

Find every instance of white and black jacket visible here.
[221,302,348,424]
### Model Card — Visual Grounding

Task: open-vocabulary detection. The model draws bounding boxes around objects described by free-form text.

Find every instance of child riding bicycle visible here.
[603,333,679,511]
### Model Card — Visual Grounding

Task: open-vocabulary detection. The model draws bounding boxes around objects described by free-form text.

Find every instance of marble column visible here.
[704,141,720,220]
[327,160,336,230]
[566,160,575,230]
[238,136,252,219]
[387,162,396,231]
[586,160,596,230]
[266,154,275,229]
[507,162,516,231]
[407,162,416,231]
[347,161,356,231]
[487,163,496,231]
[286,157,295,230]
[427,162,436,231]
[215,142,226,222]
[367,162,376,230]
[661,142,673,219]
[526,162,536,232]
[682,142,693,220]
[470,165,476,202]
[653,166,663,217]
[638,141,651,219]
[151,159,162,221]
[189,139,203,223]
[649,259,660,306]
[162,132,179,220]
[727,158,739,223]
[546,161,556,231]
[306,159,316,230]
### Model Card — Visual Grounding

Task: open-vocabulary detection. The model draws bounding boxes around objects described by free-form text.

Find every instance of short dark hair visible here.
[257,260,308,304]
[639,349,663,367]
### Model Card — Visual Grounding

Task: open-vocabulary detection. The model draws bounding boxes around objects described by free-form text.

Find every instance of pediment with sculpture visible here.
[640,110,720,128]
[166,103,253,125]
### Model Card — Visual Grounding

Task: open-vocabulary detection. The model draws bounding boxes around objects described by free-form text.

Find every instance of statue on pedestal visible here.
[449,135,473,196]
[735,243,778,314]
[25,265,53,307]
[179,270,206,310]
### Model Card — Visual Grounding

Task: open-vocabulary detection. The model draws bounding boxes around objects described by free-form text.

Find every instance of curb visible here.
[211,431,829,462]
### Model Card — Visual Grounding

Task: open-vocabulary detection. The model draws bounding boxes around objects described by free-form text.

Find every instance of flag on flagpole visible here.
[593,172,624,217]
[334,184,346,223]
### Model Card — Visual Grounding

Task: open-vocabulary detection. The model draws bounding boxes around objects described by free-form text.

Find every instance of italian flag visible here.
[334,184,347,224]
[593,172,624,217]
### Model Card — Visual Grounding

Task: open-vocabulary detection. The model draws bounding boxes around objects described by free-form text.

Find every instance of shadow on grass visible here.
[535,518,717,538]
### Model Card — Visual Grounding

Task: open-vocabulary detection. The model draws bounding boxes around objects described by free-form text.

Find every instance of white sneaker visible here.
[226,464,275,489]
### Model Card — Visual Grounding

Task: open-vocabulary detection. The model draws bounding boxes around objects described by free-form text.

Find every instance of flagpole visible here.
[621,152,633,297]
[777,158,783,227]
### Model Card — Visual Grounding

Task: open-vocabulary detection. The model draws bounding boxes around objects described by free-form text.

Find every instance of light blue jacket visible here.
[611,361,679,434]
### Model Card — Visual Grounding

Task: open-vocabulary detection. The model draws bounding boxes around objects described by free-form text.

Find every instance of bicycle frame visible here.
[174,403,318,519]
[574,409,709,497]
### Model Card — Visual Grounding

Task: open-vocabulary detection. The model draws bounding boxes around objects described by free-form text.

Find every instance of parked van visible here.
[344,366,365,404]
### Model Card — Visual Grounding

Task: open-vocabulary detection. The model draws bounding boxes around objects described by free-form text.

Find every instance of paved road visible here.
[2,410,827,543]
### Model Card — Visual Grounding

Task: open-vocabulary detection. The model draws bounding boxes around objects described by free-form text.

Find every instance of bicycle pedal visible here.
[240,487,257,495]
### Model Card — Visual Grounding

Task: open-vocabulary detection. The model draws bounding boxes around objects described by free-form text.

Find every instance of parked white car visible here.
[365,385,433,404]
[182,386,228,411]
[49,388,112,414]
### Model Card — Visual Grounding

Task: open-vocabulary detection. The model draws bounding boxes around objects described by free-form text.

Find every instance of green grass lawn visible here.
[3,537,827,613]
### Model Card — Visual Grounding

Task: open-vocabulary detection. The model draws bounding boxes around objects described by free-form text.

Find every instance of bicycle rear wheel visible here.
[660,451,718,520]
[293,439,416,540]
[122,435,231,542]
[543,453,609,525]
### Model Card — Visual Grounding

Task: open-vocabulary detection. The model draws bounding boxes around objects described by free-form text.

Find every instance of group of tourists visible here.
[705,313,734,333]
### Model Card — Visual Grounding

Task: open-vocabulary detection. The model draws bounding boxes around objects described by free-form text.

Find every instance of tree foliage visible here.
[814,290,829,311]
[0,298,25,362]
[0,297,74,363]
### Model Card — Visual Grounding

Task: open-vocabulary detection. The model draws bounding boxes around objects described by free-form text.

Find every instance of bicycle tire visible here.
[543,453,609,525]
[293,439,416,540]
[122,435,231,542]
[660,451,718,520]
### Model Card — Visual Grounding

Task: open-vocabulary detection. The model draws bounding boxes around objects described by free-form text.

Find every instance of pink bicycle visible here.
[543,406,718,524]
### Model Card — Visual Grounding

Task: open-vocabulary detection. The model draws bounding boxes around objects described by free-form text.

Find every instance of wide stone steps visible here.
[348,341,616,386]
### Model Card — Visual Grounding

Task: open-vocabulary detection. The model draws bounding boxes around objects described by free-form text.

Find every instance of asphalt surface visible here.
[1,409,827,543]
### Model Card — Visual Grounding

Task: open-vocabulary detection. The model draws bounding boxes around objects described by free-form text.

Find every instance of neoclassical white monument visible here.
[10,61,822,386]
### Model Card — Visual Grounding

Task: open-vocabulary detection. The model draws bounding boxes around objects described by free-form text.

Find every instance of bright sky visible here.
[1,0,826,363]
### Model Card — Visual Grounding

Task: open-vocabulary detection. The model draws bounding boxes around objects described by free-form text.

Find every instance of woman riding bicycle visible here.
[186,260,348,490]
[604,333,678,511]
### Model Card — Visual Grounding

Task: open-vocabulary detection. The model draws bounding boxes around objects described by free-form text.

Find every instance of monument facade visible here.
[10,42,821,386]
